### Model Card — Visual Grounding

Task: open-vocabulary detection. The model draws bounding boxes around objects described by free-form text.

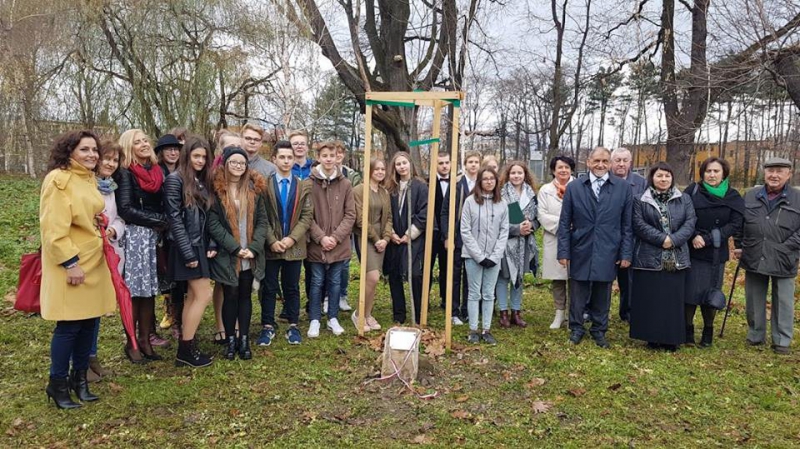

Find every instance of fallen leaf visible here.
[526,378,547,388]
[502,371,513,381]
[451,410,472,420]
[532,400,553,414]
[608,383,622,391]
[11,418,24,428]
[108,382,124,393]
[455,395,469,403]
[4,291,16,304]
[568,388,586,397]
[412,434,433,444]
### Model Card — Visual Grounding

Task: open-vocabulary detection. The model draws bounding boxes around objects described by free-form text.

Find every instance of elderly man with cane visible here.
[734,157,800,355]
[557,147,633,348]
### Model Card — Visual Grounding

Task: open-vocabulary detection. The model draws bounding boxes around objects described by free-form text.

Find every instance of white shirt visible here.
[465,175,476,194]
[438,174,449,197]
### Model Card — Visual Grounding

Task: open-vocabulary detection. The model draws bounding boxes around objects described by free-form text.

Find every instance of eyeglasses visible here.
[162,147,180,152]
[227,161,247,168]
[243,137,261,143]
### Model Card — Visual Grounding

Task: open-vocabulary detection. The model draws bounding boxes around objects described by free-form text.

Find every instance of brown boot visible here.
[499,310,511,328]
[511,310,528,328]
[88,356,109,378]
[86,366,101,383]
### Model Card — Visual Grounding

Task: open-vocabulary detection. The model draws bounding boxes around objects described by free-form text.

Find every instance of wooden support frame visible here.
[357,91,465,351]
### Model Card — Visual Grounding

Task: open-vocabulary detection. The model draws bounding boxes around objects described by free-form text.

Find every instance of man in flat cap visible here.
[734,157,799,354]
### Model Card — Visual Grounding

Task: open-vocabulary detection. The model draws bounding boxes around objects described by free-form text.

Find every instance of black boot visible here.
[700,326,713,348]
[238,335,252,360]
[224,336,237,360]
[685,325,696,346]
[176,339,213,368]
[46,377,81,409]
[70,370,99,402]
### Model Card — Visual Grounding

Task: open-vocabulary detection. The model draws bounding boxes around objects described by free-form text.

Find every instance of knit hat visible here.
[221,146,248,165]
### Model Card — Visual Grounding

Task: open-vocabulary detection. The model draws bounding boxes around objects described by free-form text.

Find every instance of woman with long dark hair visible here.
[496,161,538,328]
[684,157,744,347]
[164,137,216,367]
[461,168,509,345]
[115,129,167,363]
[630,162,697,351]
[41,130,116,408]
[208,147,268,360]
[384,152,428,325]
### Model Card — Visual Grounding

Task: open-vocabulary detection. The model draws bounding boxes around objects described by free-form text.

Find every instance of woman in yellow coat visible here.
[40,130,116,409]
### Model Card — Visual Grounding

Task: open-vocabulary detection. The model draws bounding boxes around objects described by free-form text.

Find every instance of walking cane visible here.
[719,261,742,338]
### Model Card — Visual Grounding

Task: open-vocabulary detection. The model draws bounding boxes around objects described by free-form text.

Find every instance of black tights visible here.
[685,304,717,329]
[222,270,254,339]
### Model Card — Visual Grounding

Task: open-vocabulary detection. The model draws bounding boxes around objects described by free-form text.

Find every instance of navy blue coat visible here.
[556,174,633,282]
[624,172,648,199]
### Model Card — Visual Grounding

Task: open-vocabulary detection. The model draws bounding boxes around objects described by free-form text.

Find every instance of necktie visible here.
[594,178,604,200]
[280,179,290,234]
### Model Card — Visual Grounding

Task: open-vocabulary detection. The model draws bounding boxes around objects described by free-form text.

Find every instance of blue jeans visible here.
[309,261,344,321]
[495,274,522,311]
[52,318,96,379]
[465,259,500,331]
[91,318,100,356]
[339,257,350,301]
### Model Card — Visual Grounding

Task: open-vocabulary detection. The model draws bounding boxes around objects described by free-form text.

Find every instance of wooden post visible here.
[420,100,443,327]
[356,103,374,337]
[444,102,461,350]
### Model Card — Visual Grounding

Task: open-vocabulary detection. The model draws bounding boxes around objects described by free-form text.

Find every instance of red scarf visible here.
[129,162,164,193]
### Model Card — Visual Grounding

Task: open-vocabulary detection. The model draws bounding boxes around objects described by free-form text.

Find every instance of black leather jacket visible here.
[163,172,213,263]
[632,188,697,271]
[114,167,167,229]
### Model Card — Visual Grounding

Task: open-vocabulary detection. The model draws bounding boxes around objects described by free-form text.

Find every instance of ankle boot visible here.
[69,370,99,402]
[238,335,252,360]
[700,326,713,348]
[46,377,81,409]
[685,325,696,346]
[498,310,511,328]
[511,310,528,328]
[549,309,566,329]
[176,339,213,368]
[224,336,237,360]
[86,366,101,383]
[89,356,109,378]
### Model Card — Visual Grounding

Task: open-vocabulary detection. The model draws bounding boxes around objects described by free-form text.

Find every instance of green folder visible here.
[507,201,524,225]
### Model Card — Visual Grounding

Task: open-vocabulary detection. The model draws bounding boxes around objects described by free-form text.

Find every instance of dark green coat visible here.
[207,170,269,286]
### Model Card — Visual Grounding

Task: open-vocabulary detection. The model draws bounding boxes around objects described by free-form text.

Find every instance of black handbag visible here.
[700,228,726,310]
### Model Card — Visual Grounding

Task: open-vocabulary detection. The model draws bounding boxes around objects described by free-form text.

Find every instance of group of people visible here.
[37,124,798,410]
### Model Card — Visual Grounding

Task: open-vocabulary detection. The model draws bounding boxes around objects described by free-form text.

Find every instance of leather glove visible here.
[479,258,496,268]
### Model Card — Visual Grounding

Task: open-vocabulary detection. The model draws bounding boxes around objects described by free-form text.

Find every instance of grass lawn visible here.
[1,175,799,447]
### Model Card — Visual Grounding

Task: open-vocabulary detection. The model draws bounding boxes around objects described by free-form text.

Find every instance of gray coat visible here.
[632,188,696,271]
[499,183,539,283]
[460,194,509,264]
[740,185,800,277]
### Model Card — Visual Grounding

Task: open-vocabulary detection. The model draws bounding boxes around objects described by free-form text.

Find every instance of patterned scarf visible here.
[650,187,677,272]
[501,182,539,285]
[96,176,117,195]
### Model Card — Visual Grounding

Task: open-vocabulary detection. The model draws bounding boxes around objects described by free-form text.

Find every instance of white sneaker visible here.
[327,318,345,336]
[323,297,328,314]
[308,320,321,338]
[550,309,566,329]
[339,297,352,311]
[452,316,464,326]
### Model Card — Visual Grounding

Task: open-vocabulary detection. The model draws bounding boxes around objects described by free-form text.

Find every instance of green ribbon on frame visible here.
[365,99,416,108]
[408,138,441,147]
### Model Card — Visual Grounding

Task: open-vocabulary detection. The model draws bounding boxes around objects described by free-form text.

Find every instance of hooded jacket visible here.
[460,193,509,265]
[207,169,269,286]
[307,165,356,263]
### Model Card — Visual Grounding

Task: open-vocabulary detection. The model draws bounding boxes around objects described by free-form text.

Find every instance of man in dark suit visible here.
[430,153,454,317]
[557,147,633,348]
[439,152,481,323]
[611,147,647,322]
